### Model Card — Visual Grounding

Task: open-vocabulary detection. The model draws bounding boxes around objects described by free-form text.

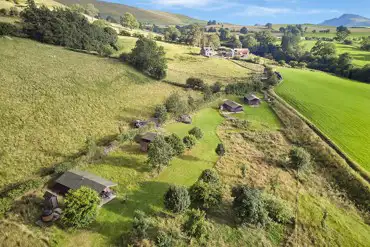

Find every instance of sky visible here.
[105,0,370,25]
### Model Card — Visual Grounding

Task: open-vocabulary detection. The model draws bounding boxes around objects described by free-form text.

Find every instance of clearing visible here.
[275,67,370,172]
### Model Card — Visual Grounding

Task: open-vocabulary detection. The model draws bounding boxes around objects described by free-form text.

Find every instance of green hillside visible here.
[276,68,370,172]
[55,0,205,25]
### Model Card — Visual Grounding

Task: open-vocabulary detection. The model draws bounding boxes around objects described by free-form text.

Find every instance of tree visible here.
[230,35,242,48]
[265,23,273,29]
[242,35,257,50]
[199,169,220,184]
[281,26,302,52]
[183,209,210,244]
[203,85,213,101]
[189,127,203,140]
[186,77,205,90]
[164,185,191,213]
[336,26,350,42]
[361,36,370,51]
[240,26,248,34]
[63,186,100,228]
[289,147,311,172]
[204,33,221,49]
[180,24,203,46]
[255,31,276,47]
[121,12,139,29]
[154,104,168,124]
[263,194,294,224]
[311,40,336,57]
[165,92,187,115]
[132,210,151,240]
[164,26,181,42]
[279,27,285,33]
[215,143,225,156]
[165,133,185,156]
[127,37,167,79]
[219,28,231,41]
[147,135,174,172]
[211,81,222,93]
[232,185,268,226]
[85,3,99,17]
[183,135,197,149]
[70,3,85,13]
[337,52,353,77]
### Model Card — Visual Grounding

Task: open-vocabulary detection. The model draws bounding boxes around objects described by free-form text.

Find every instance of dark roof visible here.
[223,100,242,109]
[43,190,57,199]
[245,94,260,101]
[140,132,158,142]
[55,170,117,193]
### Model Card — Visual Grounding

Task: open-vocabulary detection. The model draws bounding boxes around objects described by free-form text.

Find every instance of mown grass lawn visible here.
[54,108,224,246]
[275,67,370,171]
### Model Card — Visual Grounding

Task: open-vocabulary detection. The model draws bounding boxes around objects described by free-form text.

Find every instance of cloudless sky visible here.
[105,0,370,25]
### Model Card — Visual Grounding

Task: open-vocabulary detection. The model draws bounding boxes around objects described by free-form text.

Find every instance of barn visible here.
[244,94,261,106]
[221,100,244,113]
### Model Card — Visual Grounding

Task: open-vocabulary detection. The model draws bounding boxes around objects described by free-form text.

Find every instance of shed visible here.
[244,94,261,106]
[221,100,244,113]
[139,132,158,152]
[54,170,117,205]
[43,190,58,210]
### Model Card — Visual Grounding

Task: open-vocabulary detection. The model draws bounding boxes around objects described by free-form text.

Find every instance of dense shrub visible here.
[4,179,42,199]
[0,198,12,217]
[186,77,205,90]
[232,185,269,226]
[154,104,168,124]
[183,209,210,244]
[132,32,145,39]
[289,147,311,172]
[165,134,185,156]
[202,85,213,101]
[215,143,225,156]
[119,30,131,36]
[164,185,191,213]
[0,22,18,36]
[63,186,100,228]
[155,36,163,41]
[147,136,174,172]
[263,194,294,224]
[343,39,353,45]
[199,169,220,184]
[127,37,167,79]
[132,210,151,240]
[188,127,203,140]
[85,137,102,161]
[9,7,19,17]
[156,230,174,247]
[183,135,197,149]
[54,161,76,174]
[21,1,117,53]
[0,8,8,16]
[211,81,222,93]
[165,93,187,115]
[189,179,222,211]
[225,82,252,95]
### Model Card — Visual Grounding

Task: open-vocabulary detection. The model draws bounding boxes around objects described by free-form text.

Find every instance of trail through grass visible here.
[275,67,370,171]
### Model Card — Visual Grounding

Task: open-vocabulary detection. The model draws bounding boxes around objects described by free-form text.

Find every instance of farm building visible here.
[232,48,250,58]
[244,94,261,106]
[200,47,215,57]
[54,170,117,205]
[220,100,244,113]
[138,132,158,152]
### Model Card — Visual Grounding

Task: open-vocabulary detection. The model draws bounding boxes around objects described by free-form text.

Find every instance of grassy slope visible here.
[275,67,370,171]
[301,40,370,66]
[0,37,182,188]
[54,108,224,246]
[55,0,205,25]
[117,36,260,84]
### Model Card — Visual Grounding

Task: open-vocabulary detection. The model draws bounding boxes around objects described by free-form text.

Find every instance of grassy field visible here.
[301,40,370,66]
[0,37,184,188]
[275,67,370,172]
[117,36,261,84]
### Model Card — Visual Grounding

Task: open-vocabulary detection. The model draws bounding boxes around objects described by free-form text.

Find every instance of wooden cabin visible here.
[244,94,261,106]
[139,132,157,152]
[220,100,244,113]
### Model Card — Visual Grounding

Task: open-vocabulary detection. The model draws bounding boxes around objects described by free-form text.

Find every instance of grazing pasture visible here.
[275,67,370,171]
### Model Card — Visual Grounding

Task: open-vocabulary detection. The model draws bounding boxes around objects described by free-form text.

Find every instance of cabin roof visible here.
[245,94,260,101]
[55,170,117,193]
[223,100,242,109]
[140,132,158,142]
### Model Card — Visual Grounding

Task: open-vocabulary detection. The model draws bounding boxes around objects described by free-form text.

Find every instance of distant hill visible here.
[321,14,370,27]
[55,0,205,25]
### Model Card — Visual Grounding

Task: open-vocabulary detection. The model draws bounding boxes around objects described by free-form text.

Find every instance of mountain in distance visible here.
[56,0,205,25]
[320,14,370,27]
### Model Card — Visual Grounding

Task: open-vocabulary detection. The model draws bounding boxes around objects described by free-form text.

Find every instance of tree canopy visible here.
[121,12,139,29]
[147,135,174,172]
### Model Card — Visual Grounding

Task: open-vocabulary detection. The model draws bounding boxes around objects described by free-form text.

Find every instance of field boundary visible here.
[268,89,370,183]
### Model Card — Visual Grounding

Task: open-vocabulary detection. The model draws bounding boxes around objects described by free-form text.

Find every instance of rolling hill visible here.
[321,14,370,27]
[55,0,205,25]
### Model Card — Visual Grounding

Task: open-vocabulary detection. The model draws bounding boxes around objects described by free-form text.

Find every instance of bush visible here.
[232,185,269,226]
[85,137,102,161]
[188,127,203,140]
[289,60,299,68]
[0,22,17,36]
[202,85,213,101]
[289,147,311,172]
[132,210,151,240]
[211,81,222,93]
[189,180,222,211]
[215,143,225,156]
[183,209,210,244]
[155,36,163,41]
[98,44,115,57]
[63,186,100,228]
[199,169,220,184]
[165,93,187,115]
[183,135,197,149]
[54,161,75,174]
[186,77,205,90]
[132,32,145,39]
[0,198,12,217]
[147,135,174,172]
[9,7,19,16]
[119,30,131,36]
[165,134,185,156]
[225,82,251,95]
[164,185,191,213]
[156,231,174,247]
[5,179,42,199]
[154,104,168,124]
[263,194,294,224]
[344,39,353,45]
[0,8,8,16]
